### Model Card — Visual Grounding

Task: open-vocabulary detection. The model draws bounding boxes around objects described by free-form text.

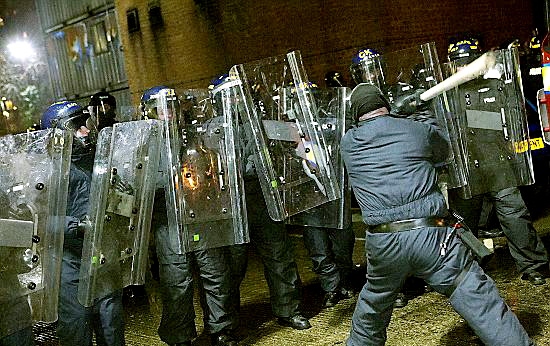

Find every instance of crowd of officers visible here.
[2,31,550,346]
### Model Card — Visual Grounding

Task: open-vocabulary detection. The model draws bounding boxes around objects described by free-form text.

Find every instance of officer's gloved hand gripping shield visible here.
[443,47,534,198]
[158,88,249,254]
[353,42,469,192]
[77,119,163,307]
[229,50,340,221]
[288,86,352,229]
[0,128,71,328]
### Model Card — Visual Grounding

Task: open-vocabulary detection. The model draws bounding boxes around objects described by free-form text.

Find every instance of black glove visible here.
[392,89,427,116]
[77,216,93,237]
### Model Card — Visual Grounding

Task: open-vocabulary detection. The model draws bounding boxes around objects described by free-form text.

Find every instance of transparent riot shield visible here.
[350,43,467,194]
[78,120,162,307]
[0,129,71,329]
[288,87,352,229]
[229,50,340,221]
[445,47,534,198]
[159,88,248,253]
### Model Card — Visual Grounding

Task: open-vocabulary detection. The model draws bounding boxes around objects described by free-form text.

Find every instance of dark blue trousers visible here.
[449,187,548,274]
[57,250,125,346]
[228,178,303,318]
[153,193,236,345]
[347,226,534,346]
[303,225,355,293]
[0,327,33,346]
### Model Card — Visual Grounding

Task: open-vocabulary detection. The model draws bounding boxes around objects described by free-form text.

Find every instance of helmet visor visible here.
[56,111,90,133]
[350,56,386,87]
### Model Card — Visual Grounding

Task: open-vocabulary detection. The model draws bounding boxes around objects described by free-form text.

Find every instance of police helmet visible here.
[41,101,86,131]
[88,91,117,131]
[208,74,230,91]
[526,29,542,64]
[208,73,234,116]
[140,86,178,120]
[89,91,116,109]
[409,63,430,90]
[209,73,237,100]
[290,81,318,94]
[140,86,168,119]
[530,29,541,50]
[349,48,385,87]
[41,101,96,155]
[447,37,481,65]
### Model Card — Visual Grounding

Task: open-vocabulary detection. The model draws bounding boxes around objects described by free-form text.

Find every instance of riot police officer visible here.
[0,190,34,346]
[446,37,549,285]
[208,74,312,330]
[88,91,118,131]
[292,79,356,308]
[238,155,312,329]
[141,86,238,346]
[41,101,125,346]
[89,90,150,303]
[518,29,550,211]
[349,48,386,88]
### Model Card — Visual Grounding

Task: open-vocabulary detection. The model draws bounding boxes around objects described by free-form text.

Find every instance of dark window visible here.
[126,8,140,33]
[148,2,163,28]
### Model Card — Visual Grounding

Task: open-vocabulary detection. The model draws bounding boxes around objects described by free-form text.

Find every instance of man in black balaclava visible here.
[341,83,535,346]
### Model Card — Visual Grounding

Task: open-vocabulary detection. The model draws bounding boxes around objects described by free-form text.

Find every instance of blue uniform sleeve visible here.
[403,109,451,165]
[427,122,450,165]
[410,109,450,164]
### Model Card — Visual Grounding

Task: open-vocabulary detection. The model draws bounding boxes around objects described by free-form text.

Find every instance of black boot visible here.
[394,292,408,308]
[210,330,238,346]
[277,313,312,330]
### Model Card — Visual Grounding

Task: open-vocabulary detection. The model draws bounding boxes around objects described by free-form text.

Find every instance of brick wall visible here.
[115,0,229,104]
[115,0,538,104]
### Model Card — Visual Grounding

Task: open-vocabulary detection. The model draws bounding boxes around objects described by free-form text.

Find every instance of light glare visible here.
[7,40,37,62]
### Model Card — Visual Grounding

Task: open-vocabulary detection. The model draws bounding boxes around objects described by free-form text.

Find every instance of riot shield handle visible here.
[78,215,93,236]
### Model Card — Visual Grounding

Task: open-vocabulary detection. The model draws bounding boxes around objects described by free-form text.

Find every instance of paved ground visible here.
[34,188,550,346]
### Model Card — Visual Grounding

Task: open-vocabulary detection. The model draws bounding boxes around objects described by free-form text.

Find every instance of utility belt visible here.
[369,217,448,233]
[369,213,493,265]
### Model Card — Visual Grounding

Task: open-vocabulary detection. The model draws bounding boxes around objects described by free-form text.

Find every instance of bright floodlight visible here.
[7,40,36,62]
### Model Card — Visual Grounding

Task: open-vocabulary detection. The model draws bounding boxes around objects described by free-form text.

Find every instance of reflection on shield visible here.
[288,87,352,229]
[229,50,340,221]
[160,88,249,254]
[0,128,71,329]
[78,120,162,307]
[445,47,534,198]
[537,88,550,144]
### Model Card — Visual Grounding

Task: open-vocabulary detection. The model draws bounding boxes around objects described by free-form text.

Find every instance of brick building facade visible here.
[114,0,539,104]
